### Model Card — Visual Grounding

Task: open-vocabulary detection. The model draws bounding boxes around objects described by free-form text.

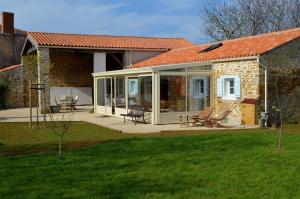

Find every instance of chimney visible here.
[1,11,14,34]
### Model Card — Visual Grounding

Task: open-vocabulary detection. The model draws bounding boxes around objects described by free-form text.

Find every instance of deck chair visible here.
[51,97,61,113]
[192,107,214,126]
[70,96,79,110]
[206,110,232,128]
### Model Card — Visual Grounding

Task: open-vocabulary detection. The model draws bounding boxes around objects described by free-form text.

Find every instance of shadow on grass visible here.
[0,140,111,157]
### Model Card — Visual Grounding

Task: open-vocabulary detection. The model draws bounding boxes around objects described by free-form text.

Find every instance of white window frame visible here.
[191,77,207,99]
[218,75,241,101]
[128,78,138,97]
[223,77,235,100]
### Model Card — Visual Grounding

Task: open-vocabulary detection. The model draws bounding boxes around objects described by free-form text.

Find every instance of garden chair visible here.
[205,110,232,128]
[54,97,61,108]
[50,97,61,113]
[192,107,214,126]
[70,96,79,110]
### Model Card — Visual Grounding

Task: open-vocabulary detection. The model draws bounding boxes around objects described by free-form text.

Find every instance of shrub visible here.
[286,118,299,125]
[0,80,8,108]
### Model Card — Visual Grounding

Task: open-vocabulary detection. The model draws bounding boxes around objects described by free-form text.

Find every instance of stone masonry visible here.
[0,66,24,108]
[261,38,300,120]
[212,59,260,125]
[35,48,94,110]
[37,47,50,111]
[49,49,93,87]
[0,32,26,68]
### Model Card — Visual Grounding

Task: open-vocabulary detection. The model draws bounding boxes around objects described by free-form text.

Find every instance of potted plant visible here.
[258,106,266,127]
[269,105,280,128]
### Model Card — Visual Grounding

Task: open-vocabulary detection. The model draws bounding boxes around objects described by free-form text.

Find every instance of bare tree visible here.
[22,54,39,81]
[238,0,269,35]
[23,54,54,81]
[274,78,284,150]
[290,0,300,27]
[200,1,242,40]
[49,112,74,157]
[200,0,300,41]
[261,38,299,150]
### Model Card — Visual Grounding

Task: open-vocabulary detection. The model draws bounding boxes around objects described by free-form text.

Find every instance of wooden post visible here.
[29,81,32,127]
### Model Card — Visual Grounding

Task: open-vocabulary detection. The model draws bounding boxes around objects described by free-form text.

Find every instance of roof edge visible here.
[132,55,259,68]
[0,64,22,73]
[220,27,300,44]
[27,31,190,41]
[35,45,170,51]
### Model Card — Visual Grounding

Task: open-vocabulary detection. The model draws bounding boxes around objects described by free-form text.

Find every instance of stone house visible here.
[0,12,27,108]
[0,12,26,67]
[93,28,300,125]
[19,32,193,109]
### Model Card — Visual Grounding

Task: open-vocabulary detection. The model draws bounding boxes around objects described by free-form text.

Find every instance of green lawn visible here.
[0,122,132,155]
[1,122,300,198]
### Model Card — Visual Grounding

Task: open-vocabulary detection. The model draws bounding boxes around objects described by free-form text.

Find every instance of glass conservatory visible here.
[93,63,212,124]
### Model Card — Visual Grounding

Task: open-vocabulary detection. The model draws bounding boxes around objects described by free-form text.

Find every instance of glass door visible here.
[96,78,105,114]
[188,76,209,114]
[105,77,113,115]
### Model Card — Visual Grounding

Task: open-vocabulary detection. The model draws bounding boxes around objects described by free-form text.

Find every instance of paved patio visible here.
[0,107,250,133]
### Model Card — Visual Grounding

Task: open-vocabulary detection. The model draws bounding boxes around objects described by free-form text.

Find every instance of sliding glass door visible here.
[188,76,210,115]
[158,73,210,124]
[127,75,153,123]
[159,75,187,124]
[96,77,113,115]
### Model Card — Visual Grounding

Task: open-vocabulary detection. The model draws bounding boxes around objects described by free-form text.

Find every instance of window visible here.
[191,78,206,98]
[128,79,138,97]
[143,79,152,102]
[116,77,125,108]
[224,78,235,98]
[105,78,112,107]
[97,79,105,106]
[217,76,241,100]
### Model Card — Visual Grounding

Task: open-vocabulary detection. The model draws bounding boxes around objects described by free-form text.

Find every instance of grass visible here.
[0,122,300,198]
[0,122,131,155]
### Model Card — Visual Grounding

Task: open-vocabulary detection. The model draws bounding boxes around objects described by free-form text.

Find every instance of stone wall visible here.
[212,59,260,125]
[19,48,96,109]
[49,49,93,87]
[261,38,300,120]
[37,48,50,111]
[0,66,24,108]
[0,33,26,67]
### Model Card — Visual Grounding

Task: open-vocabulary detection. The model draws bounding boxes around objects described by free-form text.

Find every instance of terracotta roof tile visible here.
[27,32,194,50]
[133,27,300,67]
[0,64,22,73]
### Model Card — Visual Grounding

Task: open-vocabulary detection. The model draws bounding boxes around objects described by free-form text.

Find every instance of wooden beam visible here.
[110,53,123,66]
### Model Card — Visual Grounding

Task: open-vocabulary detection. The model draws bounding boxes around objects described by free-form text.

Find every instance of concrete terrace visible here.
[0,107,253,133]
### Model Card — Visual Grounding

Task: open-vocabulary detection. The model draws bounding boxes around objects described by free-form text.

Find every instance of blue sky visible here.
[1,0,210,43]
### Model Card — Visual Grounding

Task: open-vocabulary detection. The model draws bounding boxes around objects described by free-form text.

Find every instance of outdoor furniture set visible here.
[121,104,231,127]
[52,96,79,112]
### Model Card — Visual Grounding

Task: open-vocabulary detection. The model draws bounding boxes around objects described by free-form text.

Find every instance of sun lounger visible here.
[191,107,214,126]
